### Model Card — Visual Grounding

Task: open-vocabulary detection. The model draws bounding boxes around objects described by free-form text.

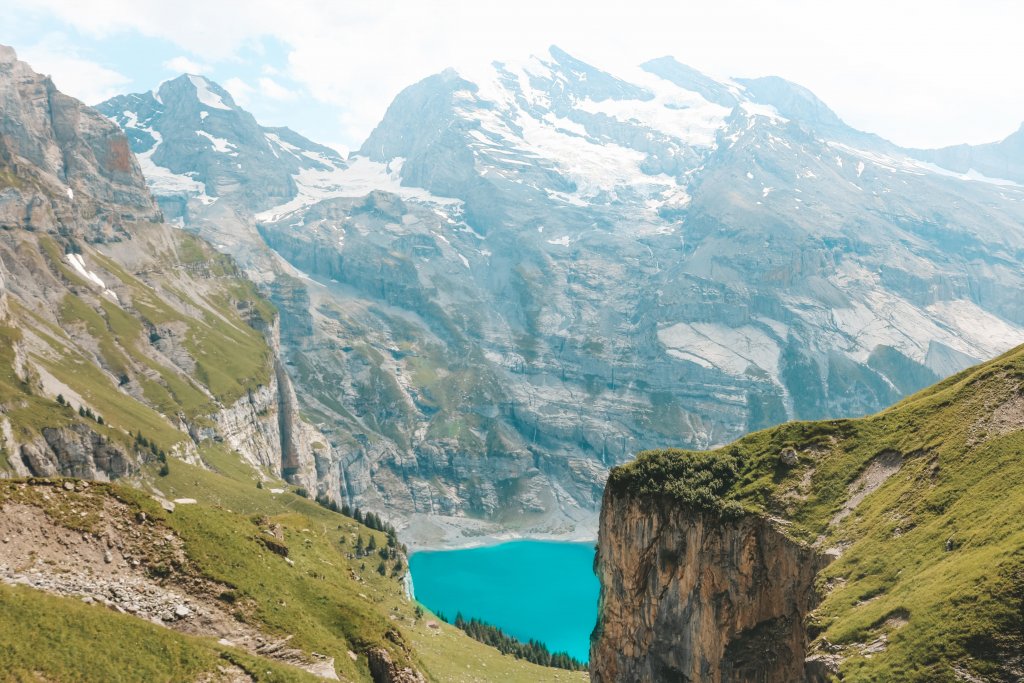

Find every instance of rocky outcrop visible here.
[366,646,426,683]
[14,424,135,480]
[205,382,282,470]
[0,45,159,239]
[590,489,829,683]
[270,329,321,495]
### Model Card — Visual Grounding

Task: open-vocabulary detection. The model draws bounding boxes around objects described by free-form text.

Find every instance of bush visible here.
[147,564,172,579]
[607,449,743,517]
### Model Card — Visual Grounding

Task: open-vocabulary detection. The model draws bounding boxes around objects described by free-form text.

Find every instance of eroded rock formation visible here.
[590,490,829,682]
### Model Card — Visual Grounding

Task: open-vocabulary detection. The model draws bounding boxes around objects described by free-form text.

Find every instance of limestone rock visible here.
[590,489,832,682]
[366,647,426,683]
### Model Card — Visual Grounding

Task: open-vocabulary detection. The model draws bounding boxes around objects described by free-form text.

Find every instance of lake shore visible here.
[401,510,599,552]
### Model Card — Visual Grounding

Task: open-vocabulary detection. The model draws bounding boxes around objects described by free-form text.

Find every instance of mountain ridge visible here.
[99,45,1024,544]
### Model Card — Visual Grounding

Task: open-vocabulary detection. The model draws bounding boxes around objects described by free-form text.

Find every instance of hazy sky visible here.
[2,0,1021,153]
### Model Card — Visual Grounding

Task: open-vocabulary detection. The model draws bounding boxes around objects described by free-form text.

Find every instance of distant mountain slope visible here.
[98,74,346,215]
[910,121,1024,185]
[102,47,1024,543]
[593,342,1024,682]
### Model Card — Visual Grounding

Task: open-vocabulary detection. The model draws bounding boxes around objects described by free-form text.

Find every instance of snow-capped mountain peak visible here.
[101,49,1024,529]
[99,74,348,219]
[186,74,234,111]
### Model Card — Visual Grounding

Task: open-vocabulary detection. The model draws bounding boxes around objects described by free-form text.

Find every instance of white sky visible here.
[5,0,1023,150]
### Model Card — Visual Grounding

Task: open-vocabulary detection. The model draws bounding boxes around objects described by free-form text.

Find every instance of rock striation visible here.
[590,491,828,683]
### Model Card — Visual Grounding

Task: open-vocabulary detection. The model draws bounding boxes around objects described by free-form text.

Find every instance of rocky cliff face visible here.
[198,318,318,493]
[11,424,135,480]
[591,491,828,682]
[0,45,159,238]
[0,45,318,490]
[591,342,1024,682]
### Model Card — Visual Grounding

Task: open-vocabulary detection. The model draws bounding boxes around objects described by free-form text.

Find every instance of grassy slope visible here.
[609,344,1024,682]
[11,230,274,453]
[155,456,588,682]
[0,454,586,682]
[0,583,319,683]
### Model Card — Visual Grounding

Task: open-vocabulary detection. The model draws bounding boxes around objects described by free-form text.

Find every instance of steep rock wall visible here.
[590,489,829,683]
[10,423,135,480]
[200,318,319,493]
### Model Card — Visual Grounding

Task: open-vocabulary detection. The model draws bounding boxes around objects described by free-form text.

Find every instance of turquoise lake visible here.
[408,540,599,662]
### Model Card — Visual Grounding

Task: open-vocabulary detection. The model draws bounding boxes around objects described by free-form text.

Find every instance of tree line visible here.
[435,611,587,671]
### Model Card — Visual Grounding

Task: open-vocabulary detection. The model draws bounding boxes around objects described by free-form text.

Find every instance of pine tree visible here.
[377,560,387,576]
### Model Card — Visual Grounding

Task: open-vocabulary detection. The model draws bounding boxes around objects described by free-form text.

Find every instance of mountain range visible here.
[97,46,1024,545]
[1,38,1023,682]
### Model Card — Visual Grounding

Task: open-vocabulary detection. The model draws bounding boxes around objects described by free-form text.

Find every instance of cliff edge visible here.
[592,345,1024,682]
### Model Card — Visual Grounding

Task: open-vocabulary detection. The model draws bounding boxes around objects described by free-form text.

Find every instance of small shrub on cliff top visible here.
[608,449,743,516]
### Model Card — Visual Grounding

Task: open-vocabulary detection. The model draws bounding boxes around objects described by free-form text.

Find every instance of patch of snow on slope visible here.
[912,161,1022,188]
[740,101,788,123]
[827,142,1023,189]
[454,61,683,198]
[658,322,781,376]
[517,114,672,196]
[256,156,459,223]
[188,75,231,110]
[135,130,208,196]
[196,130,237,155]
[66,254,118,302]
[265,132,302,158]
[575,67,730,147]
